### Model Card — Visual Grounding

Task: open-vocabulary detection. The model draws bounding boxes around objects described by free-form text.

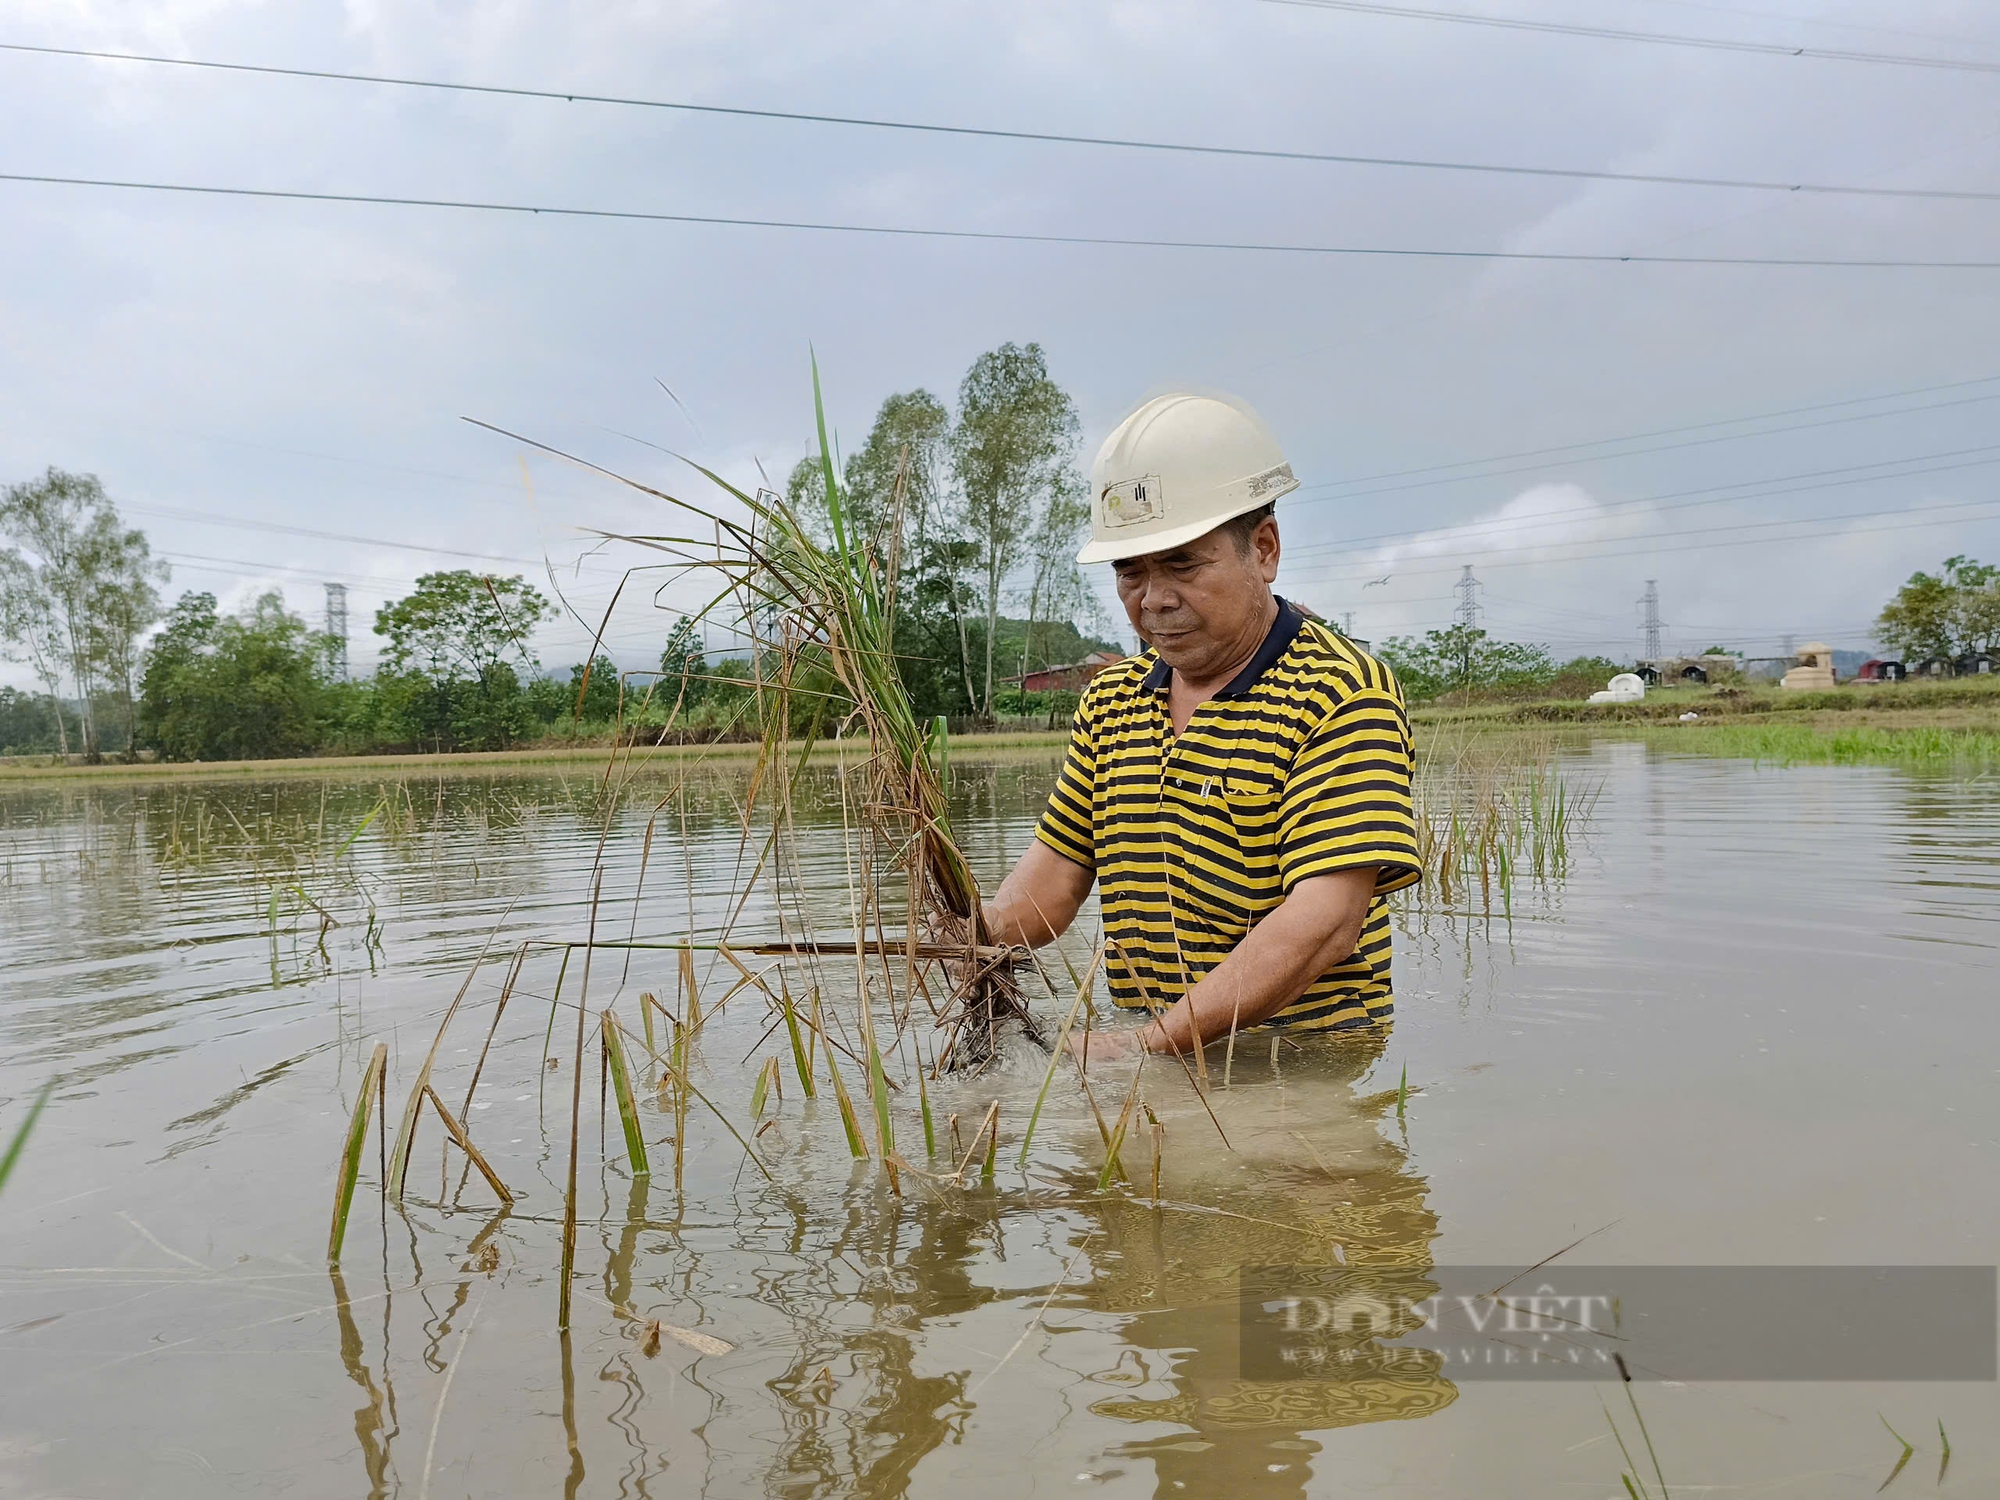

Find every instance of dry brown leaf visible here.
[659,1323,732,1356]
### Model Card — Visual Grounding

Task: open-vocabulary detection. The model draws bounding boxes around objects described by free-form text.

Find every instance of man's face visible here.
[1111,515,1281,680]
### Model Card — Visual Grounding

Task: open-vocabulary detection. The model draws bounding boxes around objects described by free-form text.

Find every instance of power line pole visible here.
[1638,579,1662,660]
[1453,565,1482,631]
[1340,610,1356,638]
[324,582,349,680]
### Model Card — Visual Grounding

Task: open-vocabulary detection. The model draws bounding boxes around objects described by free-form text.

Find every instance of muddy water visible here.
[0,745,1995,1498]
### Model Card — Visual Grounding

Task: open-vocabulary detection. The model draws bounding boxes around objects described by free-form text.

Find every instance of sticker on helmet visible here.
[1101,475,1164,528]
[1246,462,1296,499]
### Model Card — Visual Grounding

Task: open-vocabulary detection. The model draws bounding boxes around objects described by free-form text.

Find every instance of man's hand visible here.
[1063,1024,1148,1068]
[1072,869,1380,1060]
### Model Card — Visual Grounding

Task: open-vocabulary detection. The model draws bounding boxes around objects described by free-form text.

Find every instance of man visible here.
[982,392,1421,1063]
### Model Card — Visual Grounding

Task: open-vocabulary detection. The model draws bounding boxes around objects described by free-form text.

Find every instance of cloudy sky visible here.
[4,0,1999,680]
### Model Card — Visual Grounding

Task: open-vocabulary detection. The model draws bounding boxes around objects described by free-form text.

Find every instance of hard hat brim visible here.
[1074,483,1295,565]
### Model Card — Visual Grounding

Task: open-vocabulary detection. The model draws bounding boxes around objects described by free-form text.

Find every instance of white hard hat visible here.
[1078,392,1298,564]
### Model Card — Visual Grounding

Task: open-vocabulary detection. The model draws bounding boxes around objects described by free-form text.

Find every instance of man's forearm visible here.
[984,840,1096,948]
[1127,868,1376,1054]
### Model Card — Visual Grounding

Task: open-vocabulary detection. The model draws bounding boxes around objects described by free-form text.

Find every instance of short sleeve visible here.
[1278,686,1422,897]
[1034,700,1098,870]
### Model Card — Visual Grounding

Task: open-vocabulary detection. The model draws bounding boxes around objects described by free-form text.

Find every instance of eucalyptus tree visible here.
[0,467,166,759]
[952,344,1081,716]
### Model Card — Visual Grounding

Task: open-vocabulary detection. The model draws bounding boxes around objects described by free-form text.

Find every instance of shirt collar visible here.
[1140,596,1304,696]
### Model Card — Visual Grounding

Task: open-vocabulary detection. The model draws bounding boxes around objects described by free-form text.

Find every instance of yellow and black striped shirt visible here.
[1035,600,1421,1031]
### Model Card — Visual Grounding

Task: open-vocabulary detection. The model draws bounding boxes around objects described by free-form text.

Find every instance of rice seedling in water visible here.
[979,1107,999,1184]
[389,920,514,1201]
[823,1043,870,1161]
[1145,1107,1165,1201]
[917,1064,936,1157]
[1598,1398,1651,1500]
[327,1044,387,1264]
[1408,733,1595,918]
[1878,1414,1913,1491]
[1937,1420,1951,1484]
[1613,1353,1669,1499]
[600,1010,649,1177]
[0,1080,54,1197]
[1016,942,1104,1166]
[778,984,815,1099]
[749,1056,775,1118]
[424,1086,515,1205]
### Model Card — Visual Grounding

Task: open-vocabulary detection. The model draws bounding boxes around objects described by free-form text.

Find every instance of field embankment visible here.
[1416,675,2000,765]
[0,728,1071,781]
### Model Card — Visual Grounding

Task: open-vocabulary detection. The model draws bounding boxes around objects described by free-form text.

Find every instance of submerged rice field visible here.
[1,741,1996,1496]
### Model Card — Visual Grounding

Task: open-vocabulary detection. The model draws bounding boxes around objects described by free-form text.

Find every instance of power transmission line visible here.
[1259,0,2000,74]
[1283,441,2000,563]
[1293,383,2000,500]
[1292,489,2000,582]
[6,172,2000,269]
[7,39,1999,205]
[121,498,554,568]
[1286,494,2000,584]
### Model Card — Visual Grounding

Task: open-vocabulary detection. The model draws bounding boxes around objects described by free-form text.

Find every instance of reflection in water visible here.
[734,1033,1448,1499]
[1078,1033,1454,1497]
[331,1265,398,1499]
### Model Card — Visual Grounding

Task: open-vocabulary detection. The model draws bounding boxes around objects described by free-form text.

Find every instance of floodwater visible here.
[0,744,1995,1498]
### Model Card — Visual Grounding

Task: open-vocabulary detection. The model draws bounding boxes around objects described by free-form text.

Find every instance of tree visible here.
[135,591,220,752]
[375,570,550,680]
[1016,475,1098,681]
[842,389,983,715]
[374,571,552,751]
[0,468,167,760]
[91,543,168,760]
[1876,555,2000,661]
[659,617,706,711]
[139,592,328,761]
[841,389,953,553]
[0,687,77,755]
[953,343,1082,716]
[1378,626,1555,701]
[567,655,623,723]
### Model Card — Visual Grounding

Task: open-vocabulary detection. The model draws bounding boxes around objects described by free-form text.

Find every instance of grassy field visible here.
[12,676,2000,781]
[0,728,1072,782]
[1416,674,2000,766]
[1626,721,2000,765]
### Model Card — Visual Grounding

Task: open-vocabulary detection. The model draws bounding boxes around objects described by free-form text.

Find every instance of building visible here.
[1956,650,1999,677]
[1637,653,1738,684]
[1854,659,1906,681]
[1015,650,1125,693]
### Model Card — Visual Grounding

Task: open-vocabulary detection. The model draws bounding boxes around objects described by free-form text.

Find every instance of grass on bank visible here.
[1626,721,2000,766]
[0,728,1072,782]
[1418,671,2000,727]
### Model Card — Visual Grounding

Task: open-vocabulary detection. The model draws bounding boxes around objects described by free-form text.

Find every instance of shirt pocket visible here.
[1161,774,1285,933]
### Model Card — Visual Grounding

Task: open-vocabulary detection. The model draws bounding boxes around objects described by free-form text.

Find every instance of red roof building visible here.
[1016,650,1125,693]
